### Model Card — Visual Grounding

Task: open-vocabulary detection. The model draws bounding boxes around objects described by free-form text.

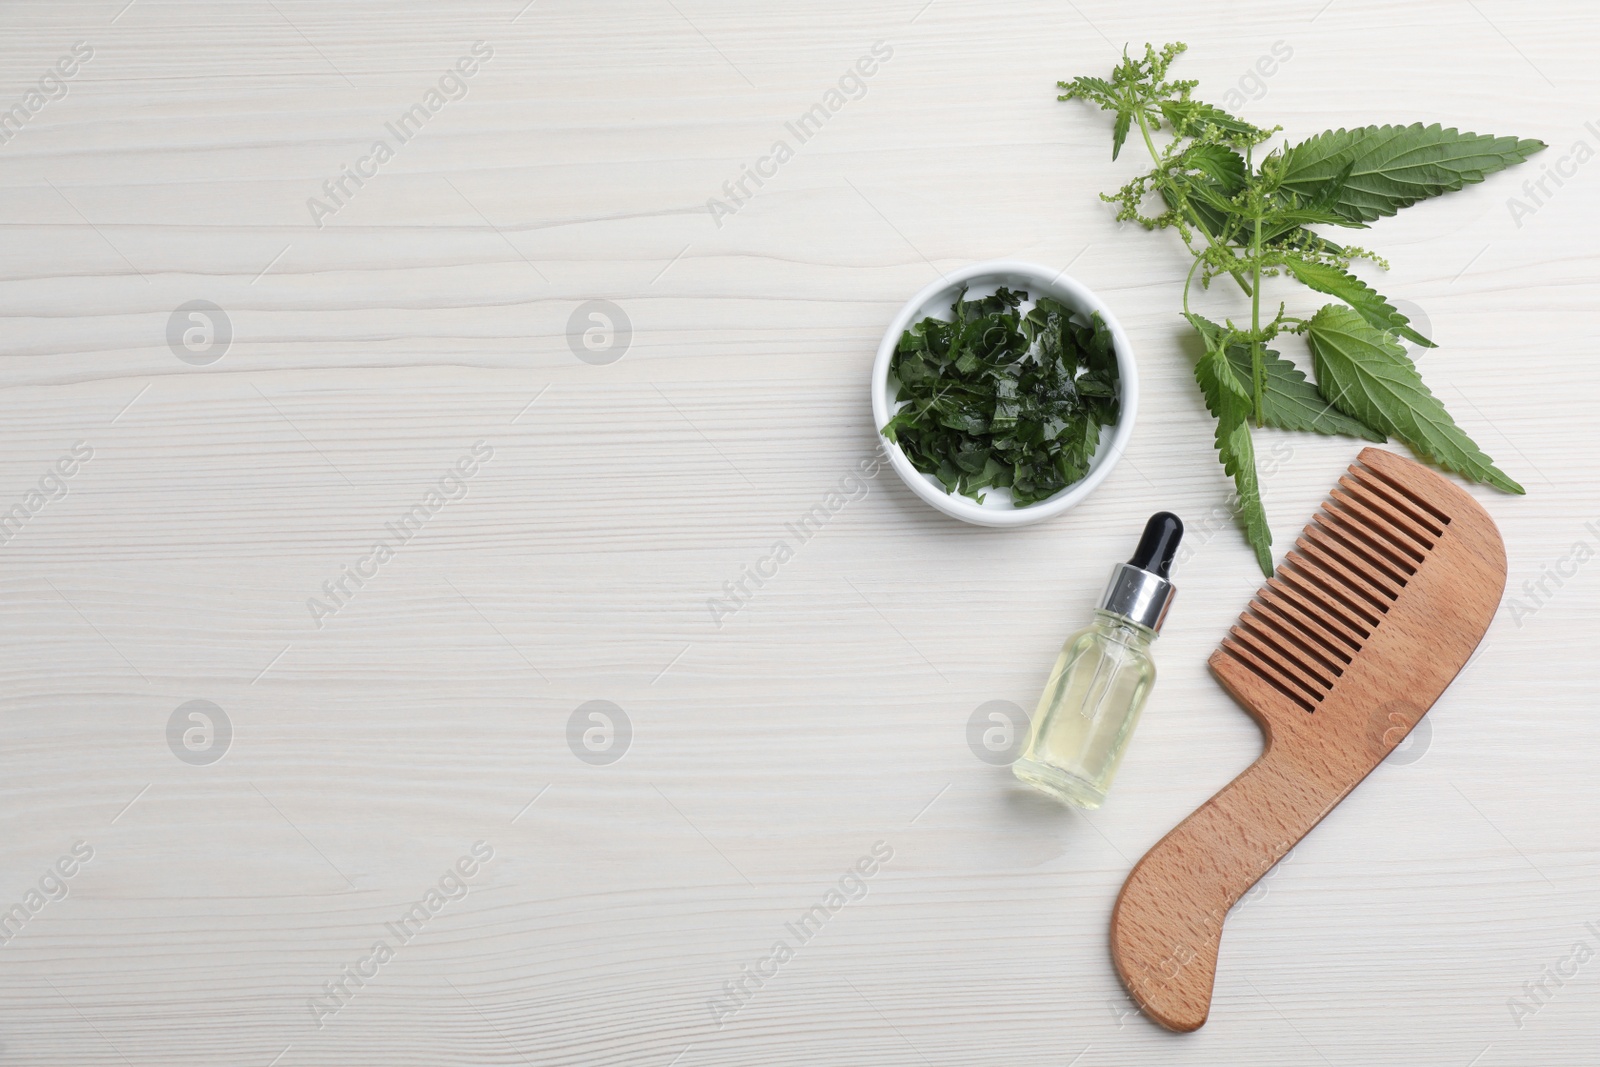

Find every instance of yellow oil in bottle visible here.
[1012,612,1157,809]
[1011,512,1180,809]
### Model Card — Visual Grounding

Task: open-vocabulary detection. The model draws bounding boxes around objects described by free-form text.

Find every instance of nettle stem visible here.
[1182,257,1202,317]
[1250,236,1264,421]
[1136,103,1160,159]
[1247,145,1265,424]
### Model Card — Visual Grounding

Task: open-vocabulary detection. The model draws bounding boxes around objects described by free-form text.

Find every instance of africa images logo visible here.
[705,41,893,227]
[707,841,893,1027]
[306,42,494,228]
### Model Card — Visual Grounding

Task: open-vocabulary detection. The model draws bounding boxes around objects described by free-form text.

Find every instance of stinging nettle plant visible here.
[1060,43,1543,574]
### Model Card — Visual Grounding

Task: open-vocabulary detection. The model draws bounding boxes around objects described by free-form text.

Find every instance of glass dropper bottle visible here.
[1012,512,1183,809]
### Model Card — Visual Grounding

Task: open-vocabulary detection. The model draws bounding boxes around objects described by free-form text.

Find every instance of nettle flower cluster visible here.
[1061,43,1541,573]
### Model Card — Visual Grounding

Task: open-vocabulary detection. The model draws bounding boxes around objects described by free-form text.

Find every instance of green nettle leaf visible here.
[1179,143,1247,193]
[1111,108,1134,160]
[1067,75,1117,103]
[1280,255,1433,347]
[1060,44,1537,572]
[1189,315,1273,573]
[1279,123,1546,224]
[1224,343,1385,441]
[1159,99,1259,138]
[1304,305,1523,493]
[1160,145,1249,261]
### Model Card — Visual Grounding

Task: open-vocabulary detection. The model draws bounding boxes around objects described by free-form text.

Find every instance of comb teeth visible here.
[1217,457,1453,712]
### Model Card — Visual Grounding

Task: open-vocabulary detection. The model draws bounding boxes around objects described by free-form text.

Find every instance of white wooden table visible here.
[2,1,1596,1063]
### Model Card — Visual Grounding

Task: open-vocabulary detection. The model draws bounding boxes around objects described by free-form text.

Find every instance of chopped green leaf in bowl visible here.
[879,286,1121,507]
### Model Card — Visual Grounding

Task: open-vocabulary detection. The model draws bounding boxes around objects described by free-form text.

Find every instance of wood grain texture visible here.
[1111,449,1506,1031]
[1,1,1598,1064]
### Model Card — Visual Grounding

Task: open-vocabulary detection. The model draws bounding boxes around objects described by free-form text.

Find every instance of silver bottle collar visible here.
[1099,562,1176,633]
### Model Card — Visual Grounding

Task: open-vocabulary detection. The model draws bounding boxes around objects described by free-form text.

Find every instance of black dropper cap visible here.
[1128,512,1184,578]
[1100,513,1183,633]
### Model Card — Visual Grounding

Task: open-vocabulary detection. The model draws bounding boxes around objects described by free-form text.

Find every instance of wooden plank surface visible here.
[0,1,1596,1063]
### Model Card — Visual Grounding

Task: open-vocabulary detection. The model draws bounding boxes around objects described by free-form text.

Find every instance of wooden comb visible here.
[1110,447,1506,1032]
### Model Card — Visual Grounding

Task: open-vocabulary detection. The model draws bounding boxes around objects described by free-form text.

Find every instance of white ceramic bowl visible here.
[870,259,1139,528]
